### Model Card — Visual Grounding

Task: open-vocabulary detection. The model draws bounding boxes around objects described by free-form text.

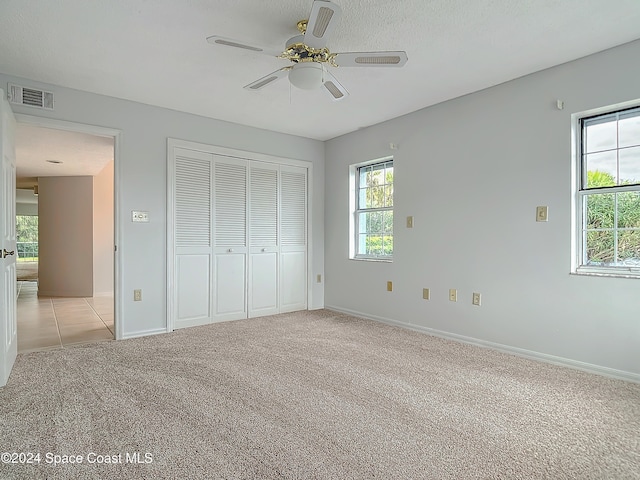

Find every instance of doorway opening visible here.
[15,119,118,352]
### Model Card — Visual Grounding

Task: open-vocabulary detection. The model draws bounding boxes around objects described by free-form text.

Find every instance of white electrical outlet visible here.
[536,206,548,222]
[472,292,482,306]
[134,289,142,301]
[423,288,430,300]
[449,289,457,302]
[406,216,414,228]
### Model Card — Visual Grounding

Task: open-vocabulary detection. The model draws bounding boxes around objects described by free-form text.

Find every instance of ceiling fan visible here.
[206,0,408,100]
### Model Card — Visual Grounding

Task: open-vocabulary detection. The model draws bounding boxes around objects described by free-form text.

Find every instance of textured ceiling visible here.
[1,0,640,141]
[15,125,114,184]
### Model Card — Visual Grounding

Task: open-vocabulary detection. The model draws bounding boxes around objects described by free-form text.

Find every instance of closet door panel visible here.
[176,254,211,327]
[213,157,248,322]
[174,148,213,328]
[214,253,246,317]
[249,252,278,314]
[249,163,279,317]
[280,165,307,312]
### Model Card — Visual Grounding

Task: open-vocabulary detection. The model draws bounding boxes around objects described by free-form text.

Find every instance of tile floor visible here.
[17,281,114,353]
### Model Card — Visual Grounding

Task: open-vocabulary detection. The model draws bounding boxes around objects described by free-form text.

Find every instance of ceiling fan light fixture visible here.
[288,63,324,90]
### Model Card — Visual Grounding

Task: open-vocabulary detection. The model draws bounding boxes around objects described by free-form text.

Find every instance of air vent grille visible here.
[8,84,54,110]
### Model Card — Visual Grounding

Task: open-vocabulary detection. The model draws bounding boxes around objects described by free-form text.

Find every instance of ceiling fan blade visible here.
[243,67,291,90]
[332,51,408,67]
[322,70,348,101]
[206,36,281,57]
[304,1,342,50]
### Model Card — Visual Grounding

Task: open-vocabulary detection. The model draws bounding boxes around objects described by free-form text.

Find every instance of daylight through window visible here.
[576,105,640,276]
[354,159,393,259]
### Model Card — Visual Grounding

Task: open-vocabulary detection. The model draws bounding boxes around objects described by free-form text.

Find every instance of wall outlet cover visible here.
[472,292,482,306]
[536,206,548,222]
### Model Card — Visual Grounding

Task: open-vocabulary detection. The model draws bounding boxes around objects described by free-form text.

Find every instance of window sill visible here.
[351,257,393,263]
[572,268,640,279]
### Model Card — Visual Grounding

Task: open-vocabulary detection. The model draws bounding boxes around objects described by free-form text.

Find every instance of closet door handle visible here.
[261,248,267,252]
[2,249,15,258]
[227,248,234,253]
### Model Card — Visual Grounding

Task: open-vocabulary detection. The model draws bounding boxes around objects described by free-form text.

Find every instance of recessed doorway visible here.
[15,121,116,352]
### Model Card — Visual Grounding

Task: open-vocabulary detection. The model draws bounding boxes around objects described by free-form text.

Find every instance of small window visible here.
[351,158,393,260]
[574,105,640,277]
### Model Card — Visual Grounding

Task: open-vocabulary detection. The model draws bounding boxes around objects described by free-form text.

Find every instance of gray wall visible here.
[325,40,640,379]
[1,72,325,338]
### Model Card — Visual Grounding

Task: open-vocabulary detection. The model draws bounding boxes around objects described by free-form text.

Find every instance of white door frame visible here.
[166,138,313,332]
[15,114,123,340]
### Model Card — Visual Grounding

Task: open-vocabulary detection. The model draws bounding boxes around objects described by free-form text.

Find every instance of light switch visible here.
[132,211,150,223]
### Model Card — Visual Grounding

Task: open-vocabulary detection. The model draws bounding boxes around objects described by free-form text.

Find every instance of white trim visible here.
[166,139,176,333]
[325,305,640,384]
[120,327,167,340]
[570,99,640,279]
[166,138,313,332]
[167,138,312,169]
[349,156,394,261]
[14,114,123,340]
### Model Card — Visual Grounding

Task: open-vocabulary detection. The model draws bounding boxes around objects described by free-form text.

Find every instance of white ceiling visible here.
[15,124,114,183]
[1,0,640,141]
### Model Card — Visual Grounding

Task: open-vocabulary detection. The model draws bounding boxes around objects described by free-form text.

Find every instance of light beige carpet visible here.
[1,309,638,479]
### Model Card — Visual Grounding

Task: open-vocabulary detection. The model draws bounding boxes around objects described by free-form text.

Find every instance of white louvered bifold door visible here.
[173,148,213,329]
[248,163,279,317]
[213,156,248,321]
[279,165,308,312]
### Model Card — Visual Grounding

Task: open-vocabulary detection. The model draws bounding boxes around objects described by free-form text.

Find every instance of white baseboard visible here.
[121,327,167,340]
[325,305,640,384]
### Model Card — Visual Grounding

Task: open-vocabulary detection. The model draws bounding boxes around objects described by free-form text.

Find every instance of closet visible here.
[168,144,308,329]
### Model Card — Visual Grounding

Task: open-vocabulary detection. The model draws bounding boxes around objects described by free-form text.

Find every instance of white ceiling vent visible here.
[8,84,54,110]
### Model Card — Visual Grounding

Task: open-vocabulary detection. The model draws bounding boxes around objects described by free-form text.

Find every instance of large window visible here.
[574,105,640,277]
[352,158,393,260]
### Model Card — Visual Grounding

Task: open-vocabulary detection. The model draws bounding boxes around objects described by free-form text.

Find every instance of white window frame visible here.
[349,156,394,261]
[571,99,640,279]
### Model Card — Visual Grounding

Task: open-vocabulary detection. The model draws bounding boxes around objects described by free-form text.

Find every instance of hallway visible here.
[17,281,114,353]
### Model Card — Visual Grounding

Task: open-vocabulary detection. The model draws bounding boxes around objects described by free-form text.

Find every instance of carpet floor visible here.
[1,309,638,479]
